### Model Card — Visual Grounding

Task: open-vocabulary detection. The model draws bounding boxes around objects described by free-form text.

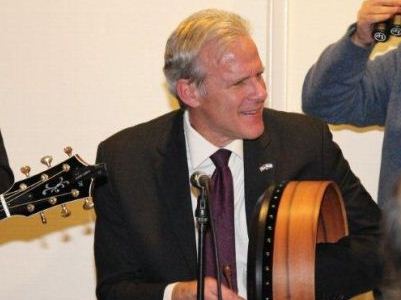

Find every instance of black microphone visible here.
[190,171,211,189]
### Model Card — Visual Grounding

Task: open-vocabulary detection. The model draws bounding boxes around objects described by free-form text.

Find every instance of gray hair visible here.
[163,9,250,103]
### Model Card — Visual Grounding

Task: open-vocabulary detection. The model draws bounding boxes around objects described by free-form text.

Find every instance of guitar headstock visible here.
[0,147,106,223]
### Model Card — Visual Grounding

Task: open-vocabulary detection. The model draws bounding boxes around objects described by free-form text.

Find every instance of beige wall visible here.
[0,0,388,299]
[0,1,268,299]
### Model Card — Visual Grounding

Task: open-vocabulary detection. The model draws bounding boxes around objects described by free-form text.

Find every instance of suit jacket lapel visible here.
[155,111,197,276]
[244,123,276,226]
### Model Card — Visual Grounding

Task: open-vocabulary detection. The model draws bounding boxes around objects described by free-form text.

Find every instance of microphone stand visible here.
[191,172,222,300]
[195,185,209,300]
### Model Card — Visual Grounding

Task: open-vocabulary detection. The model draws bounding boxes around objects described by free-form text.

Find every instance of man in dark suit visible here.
[94,9,381,300]
[0,130,13,193]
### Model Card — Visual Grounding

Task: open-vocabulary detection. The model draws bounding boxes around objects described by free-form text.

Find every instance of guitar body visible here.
[248,181,348,300]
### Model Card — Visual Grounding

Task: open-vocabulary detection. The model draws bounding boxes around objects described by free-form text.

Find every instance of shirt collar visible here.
[183,110,243,169]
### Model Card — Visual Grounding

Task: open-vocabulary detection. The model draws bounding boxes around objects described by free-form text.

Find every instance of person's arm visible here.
[0,130,14,193]
[315,121,382,298]
[302,0,401,127]
[94,142,168,300]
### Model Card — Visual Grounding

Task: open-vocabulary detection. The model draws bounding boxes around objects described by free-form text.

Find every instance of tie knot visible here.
[210,149,231,169]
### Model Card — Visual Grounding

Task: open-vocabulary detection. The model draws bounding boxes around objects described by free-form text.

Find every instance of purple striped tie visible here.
[205,149,237,292]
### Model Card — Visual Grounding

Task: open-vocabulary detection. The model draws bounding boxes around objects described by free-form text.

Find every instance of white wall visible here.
[0,1,268,299]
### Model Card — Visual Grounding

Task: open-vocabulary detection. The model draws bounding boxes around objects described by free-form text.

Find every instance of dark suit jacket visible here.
[94,109,381,300]
[0,131,13,193]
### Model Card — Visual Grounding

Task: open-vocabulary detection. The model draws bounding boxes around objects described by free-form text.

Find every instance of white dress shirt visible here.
[164,111,249,299]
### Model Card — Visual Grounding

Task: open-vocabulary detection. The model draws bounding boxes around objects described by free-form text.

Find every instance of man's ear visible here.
[176,79,201,108]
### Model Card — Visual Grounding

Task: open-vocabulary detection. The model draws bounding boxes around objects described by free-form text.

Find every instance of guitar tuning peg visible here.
[20,165,31,177]
[83,197,94,210]
[64,146,73,157]
[60,204,71,218]
[40,212,47,224]
[40,155,53,168]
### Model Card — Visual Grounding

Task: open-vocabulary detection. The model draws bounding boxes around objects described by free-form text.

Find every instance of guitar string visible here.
[3,169,67,206]
[2,189,20,197]
[5,191,74,211]
[3,180,45,204]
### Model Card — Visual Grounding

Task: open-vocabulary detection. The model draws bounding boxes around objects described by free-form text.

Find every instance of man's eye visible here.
[233,79,246,86]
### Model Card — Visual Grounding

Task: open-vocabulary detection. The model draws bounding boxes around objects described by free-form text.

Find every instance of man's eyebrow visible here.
[231,67,265,83]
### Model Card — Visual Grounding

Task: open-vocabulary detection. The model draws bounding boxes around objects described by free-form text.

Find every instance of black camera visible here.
[373,14,401,42]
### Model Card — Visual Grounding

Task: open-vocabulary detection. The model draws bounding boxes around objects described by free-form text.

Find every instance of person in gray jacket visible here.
[302,0,401,207]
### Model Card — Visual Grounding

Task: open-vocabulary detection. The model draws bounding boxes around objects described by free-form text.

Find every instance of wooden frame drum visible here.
[247,181,348,300]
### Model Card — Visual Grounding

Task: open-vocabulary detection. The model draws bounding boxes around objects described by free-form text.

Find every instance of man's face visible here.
[189,36,267,147]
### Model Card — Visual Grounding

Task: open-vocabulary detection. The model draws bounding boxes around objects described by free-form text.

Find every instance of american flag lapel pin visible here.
[259,163,273,173]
